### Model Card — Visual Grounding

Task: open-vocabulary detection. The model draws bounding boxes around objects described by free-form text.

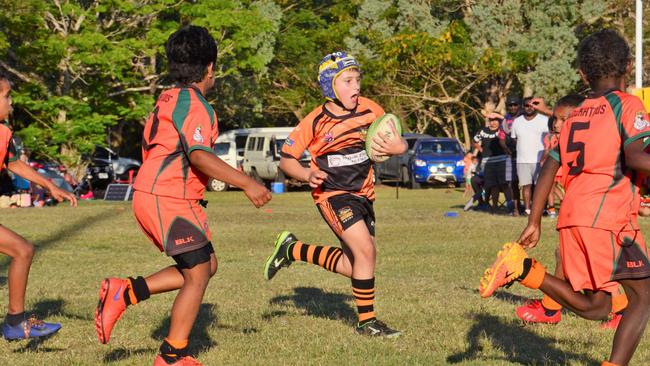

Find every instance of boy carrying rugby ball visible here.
[263,51,406,337]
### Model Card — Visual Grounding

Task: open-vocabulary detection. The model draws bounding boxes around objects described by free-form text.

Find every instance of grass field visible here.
[0,186,648,365]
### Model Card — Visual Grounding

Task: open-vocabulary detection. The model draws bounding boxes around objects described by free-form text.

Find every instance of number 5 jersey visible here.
[549,90,650,231]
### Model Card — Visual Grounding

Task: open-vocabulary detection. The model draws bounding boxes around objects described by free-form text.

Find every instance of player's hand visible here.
[308,170,328,188]
[243,180,272,208]
[371,121,407,156]
[518,223,541,249]
[50,185,78,207]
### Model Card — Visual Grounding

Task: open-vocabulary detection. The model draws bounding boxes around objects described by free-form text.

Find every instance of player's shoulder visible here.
[613,90,646,110]
[0,124,11,138]
[357,97,384,115]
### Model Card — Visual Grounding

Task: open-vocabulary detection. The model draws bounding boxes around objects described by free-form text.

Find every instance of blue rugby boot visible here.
[3,316,61,340]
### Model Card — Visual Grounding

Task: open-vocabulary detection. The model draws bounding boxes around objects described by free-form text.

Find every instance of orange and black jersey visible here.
[134,86,219,200]
[0,124,17,170]
[281,97,384,203]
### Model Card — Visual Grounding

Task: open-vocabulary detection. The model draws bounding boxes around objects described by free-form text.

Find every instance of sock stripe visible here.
[353,288,374,295]
[313,246,323,265]
[306,245,316,263]
[328,250,343,271]
[299,243,309,262]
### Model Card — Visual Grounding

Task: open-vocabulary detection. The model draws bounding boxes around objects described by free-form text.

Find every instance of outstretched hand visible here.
[49,185,77,207]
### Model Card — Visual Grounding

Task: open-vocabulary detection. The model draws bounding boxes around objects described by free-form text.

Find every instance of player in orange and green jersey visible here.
[94,26,271,366]
[0,73,77,340]
[479,29,650,366]
[263,51,407,338]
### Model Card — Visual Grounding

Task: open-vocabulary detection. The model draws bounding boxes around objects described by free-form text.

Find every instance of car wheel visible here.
[208,179,228,192]
[250,169,263,185]
[409,170,421,189]
[401,166,410,186]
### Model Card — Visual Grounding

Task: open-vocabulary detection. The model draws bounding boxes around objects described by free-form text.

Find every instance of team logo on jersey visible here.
[360,128,368,141]
[193,126,204,143]
[337,207,354,223]
[323,132,334,143]
[634,112,649,131]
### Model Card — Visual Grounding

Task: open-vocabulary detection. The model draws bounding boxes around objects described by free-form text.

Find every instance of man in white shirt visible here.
[510,96,549,215]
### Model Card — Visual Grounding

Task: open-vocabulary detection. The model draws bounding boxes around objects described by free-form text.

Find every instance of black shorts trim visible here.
[172,242,214,269]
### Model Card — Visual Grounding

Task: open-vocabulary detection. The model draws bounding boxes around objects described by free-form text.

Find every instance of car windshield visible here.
[213,142,230,156]
[418,141,461,154]
[276,139,310,160]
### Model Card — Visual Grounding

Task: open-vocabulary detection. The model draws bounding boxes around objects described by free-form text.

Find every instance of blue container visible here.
[271,182,285,194]
[444,211,459,218]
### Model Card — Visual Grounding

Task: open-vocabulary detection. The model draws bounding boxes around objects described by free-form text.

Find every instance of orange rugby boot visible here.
[479,242,528,298]
[153,355,204,366]
[95,277,128,344]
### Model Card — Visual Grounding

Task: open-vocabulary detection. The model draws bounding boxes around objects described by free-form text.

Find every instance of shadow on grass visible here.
[11,333,66,353]
[32,298,91,321]
[447,312,600,365]
[266,286,356,325]
[459,285,531,305]
[103,347,153,363]
[151,303,218,356]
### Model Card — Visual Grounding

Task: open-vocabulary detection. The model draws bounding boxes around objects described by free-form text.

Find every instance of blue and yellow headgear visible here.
[318,51,360,102]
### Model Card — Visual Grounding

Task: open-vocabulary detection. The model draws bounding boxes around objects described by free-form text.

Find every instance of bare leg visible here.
[538,274,611,320]
[609,277,650,366]
[145,254,217,295]
[0,226,34,314]
[334,221,375,279]
[166,258,215,341]
[522,184,532,211]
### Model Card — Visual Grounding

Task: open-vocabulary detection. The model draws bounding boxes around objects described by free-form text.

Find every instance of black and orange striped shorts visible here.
[317,193,375,239]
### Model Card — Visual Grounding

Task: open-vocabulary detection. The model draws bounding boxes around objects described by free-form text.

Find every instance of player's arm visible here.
[518,157,560,249]
[279,157,327,189]
[7,159,77,207]
[624,139,650,175]
[189,150,271,208]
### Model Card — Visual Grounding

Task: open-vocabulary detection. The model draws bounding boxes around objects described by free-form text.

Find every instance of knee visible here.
[15,242,34,262]
[354,243,376,263]
[209,256,218,277]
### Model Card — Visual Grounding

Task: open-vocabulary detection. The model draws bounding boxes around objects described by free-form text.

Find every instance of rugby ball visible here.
[365,113,403,162]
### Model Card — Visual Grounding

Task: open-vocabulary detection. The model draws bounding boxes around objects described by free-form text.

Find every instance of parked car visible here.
[207,129,251,192]
[374,133,431,186]
[409,137,465,188]
[242,127,310,187]
[93,146,141,183]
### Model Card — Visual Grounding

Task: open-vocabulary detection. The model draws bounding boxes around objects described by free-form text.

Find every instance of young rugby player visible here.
[516,94,628,328]
[94,26,271,366]
[263,52,407,337]
[0,73,77,339]
[479,29,650,366]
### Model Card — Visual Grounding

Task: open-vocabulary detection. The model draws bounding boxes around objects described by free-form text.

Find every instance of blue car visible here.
[408,137,465,188]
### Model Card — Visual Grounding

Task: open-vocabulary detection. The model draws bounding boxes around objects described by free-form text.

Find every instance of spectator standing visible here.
[473,116,514,214]
[499,96,522,215]
[510,96,549,215]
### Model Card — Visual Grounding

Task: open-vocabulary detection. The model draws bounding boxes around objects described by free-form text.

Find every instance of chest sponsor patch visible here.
[327,150,369,168]
[634,112,650,131]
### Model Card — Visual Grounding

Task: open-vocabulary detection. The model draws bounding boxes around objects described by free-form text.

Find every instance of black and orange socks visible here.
[124,276,150,306]
[159,338,188,364]
[352,277,375,325]
[288,241,343,273]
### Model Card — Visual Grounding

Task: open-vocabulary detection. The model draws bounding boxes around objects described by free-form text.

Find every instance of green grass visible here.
[0,186,648,365]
